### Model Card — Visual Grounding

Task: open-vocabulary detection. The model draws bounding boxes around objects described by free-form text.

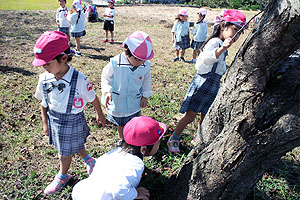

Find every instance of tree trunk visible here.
[165,0,300,199]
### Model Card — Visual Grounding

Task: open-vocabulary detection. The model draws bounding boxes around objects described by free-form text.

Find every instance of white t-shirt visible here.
[35,66,96,114]
[72,147,144,200]
[56,6,70,28]
[195,37,227,75]
[104,7,115,21]
[67,11,86,33]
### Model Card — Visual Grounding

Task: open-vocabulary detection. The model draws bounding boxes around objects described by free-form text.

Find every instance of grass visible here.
[0,0,73,10]
[0,5,299,200]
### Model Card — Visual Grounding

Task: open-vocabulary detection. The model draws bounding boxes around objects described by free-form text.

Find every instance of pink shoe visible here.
[167,138,180,153]
[102,39,108,43]
[85,157,96,175]
[44,174,71,195]
[109,39,114,44]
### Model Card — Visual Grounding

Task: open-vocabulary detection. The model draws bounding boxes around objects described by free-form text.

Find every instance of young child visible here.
[72,116,166,200]
[102,0,115,44]
[189,8,208,64]
[33,31,106,194]
[168,9,248,153]
[171,8,190,62]
[101,31,154,143]
[56,0,71,45]
[211,9,227,37]
[67,0,86,56]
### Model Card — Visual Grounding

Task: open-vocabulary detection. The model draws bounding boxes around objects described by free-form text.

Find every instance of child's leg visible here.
[195,49,200,57]
[110,31,114,40]
[67,33,71,42]
[59,155,72,175]
[78,149,96,175]
[75,37,80,51]
[181,49,186,57]
[104,30,109,40]
[117,126,124,140]
[173,110,198,139]
[192,50,197,60]
[197,112,205,133]
[175,49,179,58]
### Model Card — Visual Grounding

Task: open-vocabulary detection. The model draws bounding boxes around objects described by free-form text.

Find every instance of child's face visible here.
[179,15,187,22]
[197,14,205,21]
[42,57,67,75]
[127,55,146,67]
[58,0,66,8]
[107,2,113,8]
[222,24,242,42]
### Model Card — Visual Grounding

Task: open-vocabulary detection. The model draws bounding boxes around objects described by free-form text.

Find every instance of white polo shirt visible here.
[56,6,70,28]
[104,7,115,21]
[35,66,96,114]
[72,147,144,200]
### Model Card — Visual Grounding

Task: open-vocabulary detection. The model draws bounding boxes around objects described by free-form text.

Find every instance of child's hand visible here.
[136,187,150,200]
[105,92,112,108]
[97,112,106,128]
[222,38,234,49]
[140,97,148,108]
[57,22,60,27]
[43,124,49,136]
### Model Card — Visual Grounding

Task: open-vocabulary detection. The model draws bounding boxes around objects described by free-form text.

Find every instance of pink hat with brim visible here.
[32,31,69,66]
[222,9,248,29]
[107,0,115,4]
[197,8,207,15]
[122,31,154,60]
[179,8,188,16]
[123,116,167,146]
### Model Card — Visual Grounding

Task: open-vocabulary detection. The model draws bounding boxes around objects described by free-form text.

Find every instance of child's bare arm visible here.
[140,97,148,108]
[41,105,48,136]
[91,96,106,128]
[136,187,150,200]
[215,38,233,59]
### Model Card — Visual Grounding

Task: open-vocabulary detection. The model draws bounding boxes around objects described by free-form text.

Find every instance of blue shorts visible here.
[58,27,70,35]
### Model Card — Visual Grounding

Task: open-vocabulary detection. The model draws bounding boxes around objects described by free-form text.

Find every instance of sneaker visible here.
[85,157,96,175]
[167,138,180,153]
[75,51,81,56]
[189,59,196,64]
[180,57,186,62]
[44,174,71,195]
[117,139,124,147]
[173,57,179,62]
[68,41,74,47]
[109,39,114,44]
[102,39,108,43]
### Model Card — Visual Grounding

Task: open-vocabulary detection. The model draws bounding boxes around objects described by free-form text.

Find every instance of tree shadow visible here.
[84,54,112,61]
[80,45,105,52]
[0,65,36,76]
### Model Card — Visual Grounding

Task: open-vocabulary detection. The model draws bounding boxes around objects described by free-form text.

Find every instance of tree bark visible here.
[166,0,300,199]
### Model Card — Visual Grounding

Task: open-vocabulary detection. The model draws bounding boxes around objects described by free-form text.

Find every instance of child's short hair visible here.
[54,47,73,63]
[121,141,153,160]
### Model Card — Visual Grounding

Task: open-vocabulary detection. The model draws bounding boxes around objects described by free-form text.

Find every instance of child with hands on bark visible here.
[72,116,167,200]
[168,9,248,153]
[101,31,154,144]
[33,31,106,194]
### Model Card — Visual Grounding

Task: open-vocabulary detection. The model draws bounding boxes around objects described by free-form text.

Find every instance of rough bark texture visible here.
[165,0,300,199]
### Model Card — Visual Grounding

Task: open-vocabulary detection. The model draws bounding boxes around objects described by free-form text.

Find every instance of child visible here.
[33,31,106,194]
[102,0,115,44]
[171,8,190,62]
[56,0,71,45]
[168,9,248,153]
[101,31,154,143]
[67,0,86,56]
[72,116,167,200]
[189,8,208,64]
[211,9,227,37]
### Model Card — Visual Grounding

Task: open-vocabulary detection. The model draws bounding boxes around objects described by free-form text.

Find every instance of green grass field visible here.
[0,0,73,10]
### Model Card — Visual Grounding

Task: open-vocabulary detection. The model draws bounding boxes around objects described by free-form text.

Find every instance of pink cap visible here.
[222,9,248,29]
[123,116,167,146]
[178,8,188,16]
[32,31,69,66]
[107,0,115,4]
[122,31,154,60]
[73,0,82,11]
[197,8,207,15]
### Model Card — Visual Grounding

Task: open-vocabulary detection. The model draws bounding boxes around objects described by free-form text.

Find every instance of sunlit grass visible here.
[0,0,73,10]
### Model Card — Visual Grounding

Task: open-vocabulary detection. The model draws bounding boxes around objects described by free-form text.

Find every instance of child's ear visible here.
[140,146,147,155]
[61,54,68,62]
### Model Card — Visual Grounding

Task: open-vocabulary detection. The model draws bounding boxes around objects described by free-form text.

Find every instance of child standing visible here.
[101,31,154,143]
[171,8,190,62]
[33,31,106,194]
[102,0,115,44]
[67,0,86,56]
[189,8,208,64]
[168,10,248,153]
[72,116,167,200]
[56,0,71,45]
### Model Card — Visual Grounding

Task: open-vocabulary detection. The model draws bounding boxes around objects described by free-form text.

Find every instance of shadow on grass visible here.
[81,45,105,52]
[0,65,36,76]
[84,54,113,61]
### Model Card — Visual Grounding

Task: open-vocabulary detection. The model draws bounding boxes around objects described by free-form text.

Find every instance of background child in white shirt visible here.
[101,31,154,143]
[189,8,208,64]
[33,31,106,194]
[56,0,71,44]
[72,116,167,200]
[103,0,115,44]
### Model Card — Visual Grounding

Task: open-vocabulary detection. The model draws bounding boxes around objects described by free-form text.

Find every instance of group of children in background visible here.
[34,2,248,198]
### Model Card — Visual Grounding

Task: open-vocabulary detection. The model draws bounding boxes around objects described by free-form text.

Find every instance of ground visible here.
[0,5,299,200]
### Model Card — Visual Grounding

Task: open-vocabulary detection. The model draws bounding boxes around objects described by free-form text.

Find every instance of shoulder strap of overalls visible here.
[42,77,49,107]
[66,69,79,113]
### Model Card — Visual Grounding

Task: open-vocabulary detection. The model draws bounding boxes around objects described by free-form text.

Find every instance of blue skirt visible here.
[71,30,86,38]
[47,110,90,156]
[58,27,70,35]
[176,35,190,50]
[107,111,141,127]
[179,72,222,114]
[191,41,204,50]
